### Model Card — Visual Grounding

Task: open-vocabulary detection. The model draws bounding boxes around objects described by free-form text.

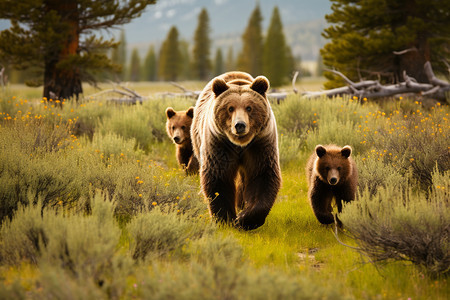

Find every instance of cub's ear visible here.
[186,107,194,119]
[250,76,270,97]
[341,145,352,158]
[315,145,326,158]
[212,78,229,97]
[165,107,176,119]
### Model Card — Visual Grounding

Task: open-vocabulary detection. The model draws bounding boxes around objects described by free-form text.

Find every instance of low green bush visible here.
[355,154,408,195]
[368,104,450,190]
[340,168,450,277]
[128,207,210,261]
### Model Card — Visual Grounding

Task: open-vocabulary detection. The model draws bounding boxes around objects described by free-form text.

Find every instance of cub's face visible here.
[165,107,194,145]
[315,145,352,185]
[212,76,270,147]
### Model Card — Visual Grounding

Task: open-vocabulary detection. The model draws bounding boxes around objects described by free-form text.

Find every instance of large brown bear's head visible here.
[314,145,353,185]
[212,76,271,146]
[165,107,194,145]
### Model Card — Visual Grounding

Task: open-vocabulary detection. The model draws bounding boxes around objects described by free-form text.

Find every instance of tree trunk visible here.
[43,1,82,101]
[394,40,430,84]
[393,1,431,84]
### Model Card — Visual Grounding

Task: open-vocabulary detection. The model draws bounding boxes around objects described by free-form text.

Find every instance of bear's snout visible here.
[234,121,247,134]
[328,169,340,185]
[173,136,182,144]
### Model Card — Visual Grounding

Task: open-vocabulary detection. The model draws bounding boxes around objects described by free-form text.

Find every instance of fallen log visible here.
[303,62,449,102]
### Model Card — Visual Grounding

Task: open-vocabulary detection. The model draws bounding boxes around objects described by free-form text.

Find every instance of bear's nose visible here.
[329,177,338,185]
[173,136,181,144]
[235,121,246,134]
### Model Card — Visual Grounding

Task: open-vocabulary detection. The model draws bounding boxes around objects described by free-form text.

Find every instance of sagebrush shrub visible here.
[128,207,210,261]
[355,154,408,195]
[340,168,450,277]
[369,105,449,190]
[0,193,132,298]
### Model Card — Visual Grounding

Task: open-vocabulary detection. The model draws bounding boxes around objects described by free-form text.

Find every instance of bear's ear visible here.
[212,78,229,97]
[250,76,270,97]
[166,107,176,119]
[341,145,352,158]
[315,145,327,158]
[186,107,194,119]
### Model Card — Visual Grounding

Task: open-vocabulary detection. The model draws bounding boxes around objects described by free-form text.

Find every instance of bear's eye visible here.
[228,106,234,113]
[337,167,341,171]
[325,167,330,171]
[172,126,175,130]
[246,106,252,112]
[181,126,186,130]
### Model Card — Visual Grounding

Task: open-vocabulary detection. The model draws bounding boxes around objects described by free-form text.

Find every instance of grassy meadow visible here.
[0,80,448,299]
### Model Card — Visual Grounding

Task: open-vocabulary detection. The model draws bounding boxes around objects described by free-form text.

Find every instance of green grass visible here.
[0,83,448,299]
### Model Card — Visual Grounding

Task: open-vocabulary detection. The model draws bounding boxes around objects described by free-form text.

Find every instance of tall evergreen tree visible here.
[111,30,127,82]
[0,0,156,100]
[142,45,157,81]
[129,48,141,82]
[316,51,325,77]
[214,48,224,76]
[322,0,450,88]
[158,26,181,81]
[263,6,293,87]
[238,4,264,75]
[226,46,235,72]
[179,40,192,80]
[192,8,211,80]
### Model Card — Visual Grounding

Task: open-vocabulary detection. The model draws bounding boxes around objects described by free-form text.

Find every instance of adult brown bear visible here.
[191,72,281,230]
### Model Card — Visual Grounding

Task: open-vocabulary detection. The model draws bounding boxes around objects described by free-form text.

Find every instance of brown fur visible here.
[191,71,281,230]
[165,107,199,175]
[306,144,358,225]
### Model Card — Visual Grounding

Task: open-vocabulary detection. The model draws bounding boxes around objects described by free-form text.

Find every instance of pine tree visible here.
[237,4,264,76]
[226,46,235,72]
[142,45,157,81]
[0,0,155,100]
[322,0,450,88]
[192,8,211,80]
[158,26,181,81]
[179,40,192,80]
[111,30,127,82]
[214,48,224,76]
[315,52,325,77]
[263,6,293,87]
[129,48,141,82]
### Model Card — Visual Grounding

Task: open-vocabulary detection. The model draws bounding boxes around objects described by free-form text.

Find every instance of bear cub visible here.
[165,107,199,175]
[306,144,358,225]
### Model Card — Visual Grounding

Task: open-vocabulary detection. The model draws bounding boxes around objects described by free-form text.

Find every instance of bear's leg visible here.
[201,169,237,224]
[186,155,199,175]
[309,182,335,224]
[235,171,245,211]
[235,168,280,230]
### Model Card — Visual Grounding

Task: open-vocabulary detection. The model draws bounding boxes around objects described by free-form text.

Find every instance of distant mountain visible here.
[122,0,331,61]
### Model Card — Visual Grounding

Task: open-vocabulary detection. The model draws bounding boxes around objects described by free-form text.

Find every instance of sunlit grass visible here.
[0,84,448,299]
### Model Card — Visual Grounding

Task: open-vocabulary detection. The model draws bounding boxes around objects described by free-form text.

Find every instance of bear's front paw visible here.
[234,214,266,231]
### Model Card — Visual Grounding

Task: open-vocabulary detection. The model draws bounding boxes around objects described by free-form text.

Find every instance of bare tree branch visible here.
[393,47,418,55]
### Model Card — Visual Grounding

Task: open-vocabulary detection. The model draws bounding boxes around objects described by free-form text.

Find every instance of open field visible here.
[0,82,448,299]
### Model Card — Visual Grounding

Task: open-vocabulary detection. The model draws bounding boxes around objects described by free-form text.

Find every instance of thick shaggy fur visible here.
[306,144,358,225]
[165,107,199,175]
[191,71,281,230]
